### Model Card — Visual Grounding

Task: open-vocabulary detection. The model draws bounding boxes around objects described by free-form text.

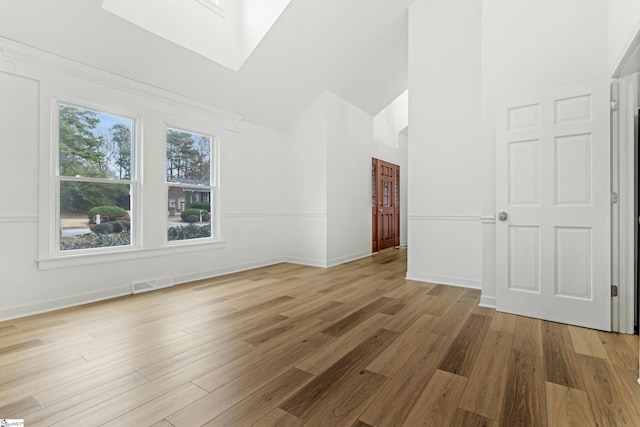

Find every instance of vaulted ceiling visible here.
[0,0,414,130]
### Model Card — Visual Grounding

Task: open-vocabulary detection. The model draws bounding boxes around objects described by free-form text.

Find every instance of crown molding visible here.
[0,37,244,128]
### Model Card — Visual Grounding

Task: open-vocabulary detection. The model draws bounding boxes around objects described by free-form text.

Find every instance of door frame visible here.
[611,74,638,334]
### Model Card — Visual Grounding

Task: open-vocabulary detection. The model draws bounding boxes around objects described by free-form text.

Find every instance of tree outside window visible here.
[58,104,134,251]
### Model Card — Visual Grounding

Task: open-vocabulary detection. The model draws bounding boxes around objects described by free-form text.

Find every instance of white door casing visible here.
[496,80,611,331]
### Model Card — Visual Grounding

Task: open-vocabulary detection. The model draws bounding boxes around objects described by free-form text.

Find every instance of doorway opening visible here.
[372,158,400,253]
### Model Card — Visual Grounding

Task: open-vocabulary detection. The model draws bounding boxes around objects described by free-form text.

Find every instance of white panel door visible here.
[496,80,611,331]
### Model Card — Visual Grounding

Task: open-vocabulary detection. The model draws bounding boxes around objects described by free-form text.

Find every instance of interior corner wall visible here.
[480,0,609,306]
[283,93,329,267]
[326,92,374,266]
[407,0,483,289]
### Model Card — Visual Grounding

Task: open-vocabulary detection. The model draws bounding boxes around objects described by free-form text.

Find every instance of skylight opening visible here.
[101,0,292,71]
[195,0,226,18]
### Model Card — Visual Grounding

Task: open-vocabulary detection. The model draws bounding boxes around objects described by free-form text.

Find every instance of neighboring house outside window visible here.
[166,127,215,242]
[167,180,210,215]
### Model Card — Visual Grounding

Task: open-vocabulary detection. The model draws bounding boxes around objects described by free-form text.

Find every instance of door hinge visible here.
[610,99,619,112]
[611,192,618,204]
[611,285,618,297]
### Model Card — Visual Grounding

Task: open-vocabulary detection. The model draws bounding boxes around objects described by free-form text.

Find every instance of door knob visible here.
[498,211,508,221]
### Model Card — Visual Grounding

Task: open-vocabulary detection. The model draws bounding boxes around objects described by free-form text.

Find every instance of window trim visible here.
[37,94,227,270]
[52,99,141,257]
[37,239,227,271]
[164,126,220,246]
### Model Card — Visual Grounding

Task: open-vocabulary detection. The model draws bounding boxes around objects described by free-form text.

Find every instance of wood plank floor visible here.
[1,248,639,426]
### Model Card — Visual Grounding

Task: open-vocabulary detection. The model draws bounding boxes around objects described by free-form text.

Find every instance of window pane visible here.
[372,163,376,207]
[383,181,389,206]
[59,105,132,179]
[167,187,212,241]
[395,168,399,208]
[60,181,132,251]
[166,128,211,184]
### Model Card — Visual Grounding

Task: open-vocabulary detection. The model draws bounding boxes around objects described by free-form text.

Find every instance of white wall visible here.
[609,0,640,73]
[480,0,609,305]
[325,91,407,264]
[327,92,375,266]
[407,0,483,289]
[283,93,329,267]
[373,114,398,149]
[0,41,287,321]
[222,120,287,263]
[374,90,408,149]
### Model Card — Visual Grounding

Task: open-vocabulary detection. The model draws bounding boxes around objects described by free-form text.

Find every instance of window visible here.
[166,128,215,242]
[57,104,135,252]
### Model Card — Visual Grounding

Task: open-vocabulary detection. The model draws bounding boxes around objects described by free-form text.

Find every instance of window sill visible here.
[37,239,227,270]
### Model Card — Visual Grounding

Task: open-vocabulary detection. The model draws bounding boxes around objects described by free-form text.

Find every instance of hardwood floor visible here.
[0,248,639,426]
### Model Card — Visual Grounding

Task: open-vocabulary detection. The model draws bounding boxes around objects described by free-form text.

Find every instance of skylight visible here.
[194,0,225,17]
[101,0,292,71]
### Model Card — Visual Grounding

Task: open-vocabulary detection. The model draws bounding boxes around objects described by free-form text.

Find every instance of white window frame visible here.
[165,126,220,245]
[52,100,140,256]
[37,95,227,271]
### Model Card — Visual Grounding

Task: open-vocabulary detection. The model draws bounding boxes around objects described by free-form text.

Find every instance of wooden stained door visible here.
[372,158,400,252]
[495,80,611,331]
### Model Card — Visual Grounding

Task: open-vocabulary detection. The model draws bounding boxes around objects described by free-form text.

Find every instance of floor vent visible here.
[131,277,174,294]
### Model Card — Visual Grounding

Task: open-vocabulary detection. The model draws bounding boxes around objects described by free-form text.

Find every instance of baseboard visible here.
[327,251,372,268]
[0,285,131,323]
[282,256,328,268]
[284,251,375,269]
[0,257,287,322]
[405,272,481,289]
[479,295,497,309]
[172,257,286,285]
